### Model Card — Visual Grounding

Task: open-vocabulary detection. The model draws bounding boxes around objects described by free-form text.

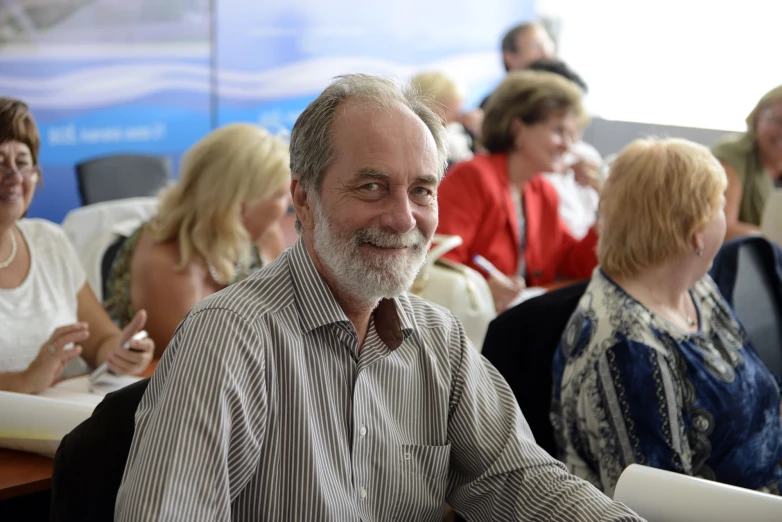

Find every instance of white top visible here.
[544,141,602,240]
[0,219,89,375]
[445,122,474,164]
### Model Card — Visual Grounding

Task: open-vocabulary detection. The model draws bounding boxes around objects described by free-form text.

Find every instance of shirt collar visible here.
[287,238,414,350]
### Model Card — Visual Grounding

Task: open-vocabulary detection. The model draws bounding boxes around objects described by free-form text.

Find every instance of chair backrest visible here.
[732,241,782,376]
[76,154,171,205]
[481,281,588,456]
[50,378,150,522]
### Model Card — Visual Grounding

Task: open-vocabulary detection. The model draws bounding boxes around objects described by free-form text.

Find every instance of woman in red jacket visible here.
[437,70,601,311]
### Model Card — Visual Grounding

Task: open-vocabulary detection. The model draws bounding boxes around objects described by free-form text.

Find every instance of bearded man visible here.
[115,74,643,522]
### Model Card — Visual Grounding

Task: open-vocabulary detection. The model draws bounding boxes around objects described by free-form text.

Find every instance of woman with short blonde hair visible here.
[105,123,291,355]
[599,138,727,277]
[410,71,473,165]
[552,137,782,497]
[713,84,782,239]
[411,72,459,103]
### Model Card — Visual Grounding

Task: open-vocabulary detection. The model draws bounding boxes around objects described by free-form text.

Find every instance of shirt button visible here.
[359,426,367,437]
[360,487,367,500]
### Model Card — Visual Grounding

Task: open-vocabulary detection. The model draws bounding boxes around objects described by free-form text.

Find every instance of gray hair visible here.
[289,74,449,232]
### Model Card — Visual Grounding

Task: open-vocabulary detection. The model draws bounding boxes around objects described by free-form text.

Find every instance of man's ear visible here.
[291,174,314,231]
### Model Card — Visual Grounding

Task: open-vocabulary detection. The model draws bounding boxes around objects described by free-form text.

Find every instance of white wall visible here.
[537,0,782,131]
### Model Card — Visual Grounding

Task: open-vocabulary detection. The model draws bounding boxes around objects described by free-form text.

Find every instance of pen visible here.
[472,254,503,277]
[88,330,148,384]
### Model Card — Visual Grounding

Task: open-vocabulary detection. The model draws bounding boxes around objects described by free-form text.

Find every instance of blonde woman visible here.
[410,71,473,165]
[713,85,782,239]
[104,124,291,356]
[552,138,782,497]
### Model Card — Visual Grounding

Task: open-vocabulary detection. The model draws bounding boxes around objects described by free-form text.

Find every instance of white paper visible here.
[52,374,141,397]
[0,391,97,457]
[614,464,782,521]
[0,374,141,457]
[507,287,548,309]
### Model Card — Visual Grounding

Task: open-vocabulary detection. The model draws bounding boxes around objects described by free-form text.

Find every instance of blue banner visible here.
[0,1,212,222]
[215,1,534,133]
[0,0,533,222]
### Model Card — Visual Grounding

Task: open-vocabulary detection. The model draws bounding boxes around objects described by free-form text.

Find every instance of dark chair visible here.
[452,283,589,522]
[710,237,782,377]
[481,281,589,457]
[76,154,171,205]
[50,379,150,522]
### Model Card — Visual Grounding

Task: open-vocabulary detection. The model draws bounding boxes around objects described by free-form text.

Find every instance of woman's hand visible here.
[22,323,89,394]
[572,159,603,193]
[487,273,526,313]
[106,310,155,376]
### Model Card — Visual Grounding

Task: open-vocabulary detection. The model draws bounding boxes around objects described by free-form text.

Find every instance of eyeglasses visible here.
[0,165,39,182]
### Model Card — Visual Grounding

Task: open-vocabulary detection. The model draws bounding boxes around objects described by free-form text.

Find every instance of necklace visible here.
[0,229,17,269]
[206,260,244,286]
[655,292,696,327]
[635,280,696,328]
[206,261,226,285]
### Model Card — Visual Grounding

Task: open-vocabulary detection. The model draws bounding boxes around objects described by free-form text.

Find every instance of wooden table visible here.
[0,450,53,501]
[542,279,583,292]
[0,360,159,501]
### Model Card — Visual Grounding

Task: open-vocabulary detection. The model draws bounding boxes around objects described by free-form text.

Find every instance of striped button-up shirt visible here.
[115,239,643,522]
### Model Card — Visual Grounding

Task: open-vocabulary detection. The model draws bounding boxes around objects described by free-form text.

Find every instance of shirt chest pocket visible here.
[393,443,451,521]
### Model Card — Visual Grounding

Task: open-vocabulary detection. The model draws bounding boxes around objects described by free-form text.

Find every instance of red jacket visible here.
[436,153,598,287]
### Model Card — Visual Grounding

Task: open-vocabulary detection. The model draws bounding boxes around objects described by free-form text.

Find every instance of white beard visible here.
[312,200,430,304]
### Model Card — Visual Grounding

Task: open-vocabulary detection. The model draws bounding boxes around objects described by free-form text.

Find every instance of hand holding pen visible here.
[90,310,154,383]
[472,255,526,312]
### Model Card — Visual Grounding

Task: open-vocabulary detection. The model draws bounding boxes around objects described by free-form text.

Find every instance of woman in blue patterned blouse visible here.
[551,137,782,497]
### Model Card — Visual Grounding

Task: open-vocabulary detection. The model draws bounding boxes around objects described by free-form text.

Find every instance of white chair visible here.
[410,235,496,350]
[61,197,158,301]
[614,464,782,521]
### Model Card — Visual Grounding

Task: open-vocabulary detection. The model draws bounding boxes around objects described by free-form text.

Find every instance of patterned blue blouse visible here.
[551,269,782,497]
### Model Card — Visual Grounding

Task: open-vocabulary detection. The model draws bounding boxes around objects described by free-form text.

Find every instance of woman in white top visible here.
[0,97,154,394]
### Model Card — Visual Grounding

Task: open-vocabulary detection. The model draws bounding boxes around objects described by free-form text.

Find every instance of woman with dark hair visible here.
[436,70,599,311]
[0,97,154,394]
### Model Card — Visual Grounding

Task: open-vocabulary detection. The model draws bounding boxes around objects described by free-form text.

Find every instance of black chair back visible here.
[732,241,782,376]
[76,154,171,205]
[50,378,150,522]
[481,281,588,457]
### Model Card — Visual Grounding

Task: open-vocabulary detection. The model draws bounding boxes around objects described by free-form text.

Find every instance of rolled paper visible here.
[614,464,782,522]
